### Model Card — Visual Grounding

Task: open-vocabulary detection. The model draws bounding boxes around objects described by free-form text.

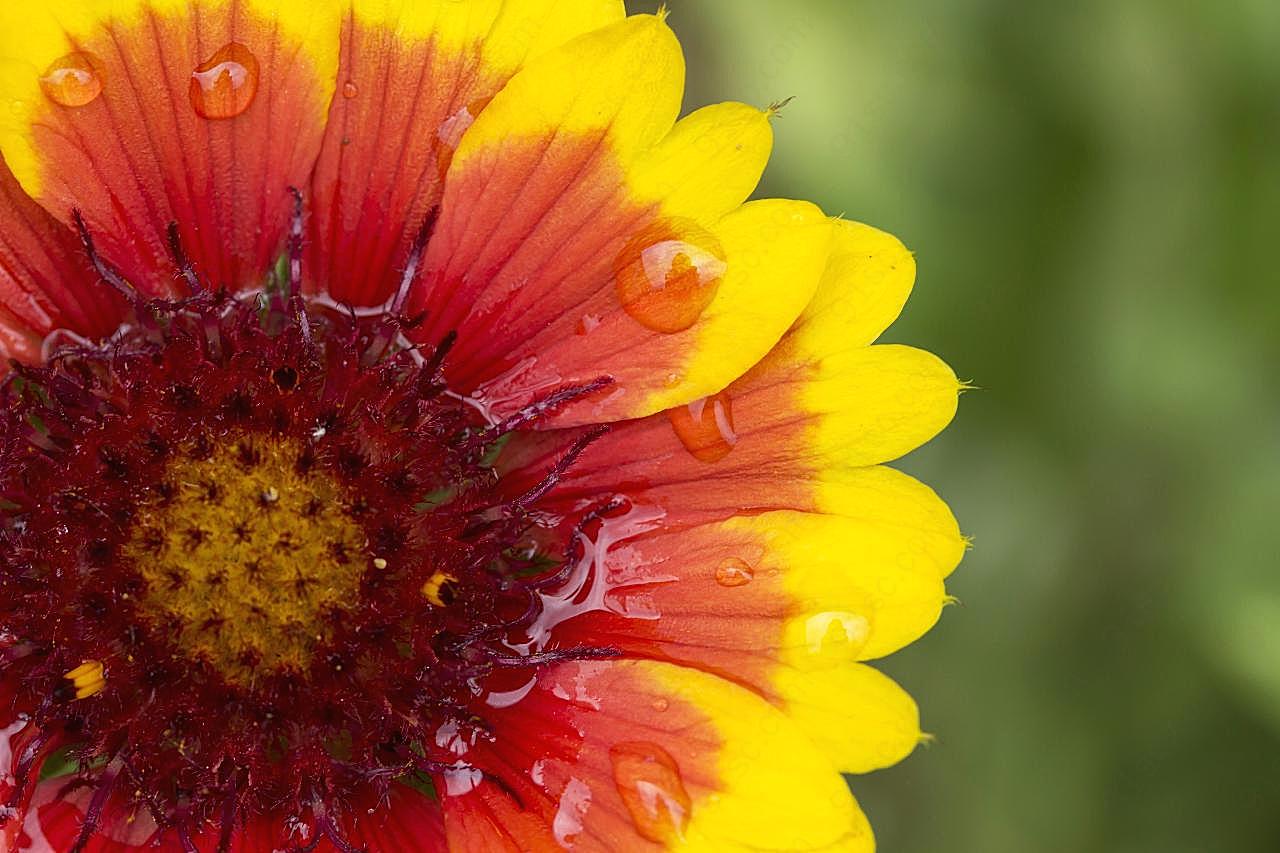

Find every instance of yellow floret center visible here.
[124,435,366,686]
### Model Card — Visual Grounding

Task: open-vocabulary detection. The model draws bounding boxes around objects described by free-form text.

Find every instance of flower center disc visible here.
[0,289,617,847]
[125,434,365,683]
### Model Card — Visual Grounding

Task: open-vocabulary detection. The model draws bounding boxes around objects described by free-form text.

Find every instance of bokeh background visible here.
[628,1,1280,851]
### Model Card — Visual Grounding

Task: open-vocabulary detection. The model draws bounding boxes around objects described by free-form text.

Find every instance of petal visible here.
[309,0,625,306]
[497,218,961,519]
[0,153,122,362]
[537,496,949,697]
[407,15,823,425]
[628,101,775,225]
[800,218,917,349]
[0,0,342,294]
[347,784,448,851]
[8,778,165,852]
[773,663,924,775]
[801,343,959,468]
[446,660,871,851]
[1,705,36,851]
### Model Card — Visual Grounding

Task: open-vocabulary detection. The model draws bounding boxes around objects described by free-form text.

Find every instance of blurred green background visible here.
[629,1,1280,851]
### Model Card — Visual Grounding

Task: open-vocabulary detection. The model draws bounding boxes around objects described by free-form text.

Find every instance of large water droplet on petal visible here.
[614,219,727,333]
[40,52,104,108]
[667,391,737,462]
[189,42,260,120]
[805,611,871,660]
[610,741,692,844]
[342,80,358,99]
[714,556,754,587]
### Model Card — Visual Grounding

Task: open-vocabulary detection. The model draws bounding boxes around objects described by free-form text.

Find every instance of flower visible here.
[0,2,963,851]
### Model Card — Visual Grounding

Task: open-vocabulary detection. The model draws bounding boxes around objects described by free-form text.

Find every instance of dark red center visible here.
[0,287,612,849]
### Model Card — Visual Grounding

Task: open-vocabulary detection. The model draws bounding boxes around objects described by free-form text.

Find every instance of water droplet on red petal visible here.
[40,52,104,108]
[615,219,726,333]
[190,42,259,119]
[714,556,754,587]
[342,80,358,99]
[610,741,691,844]
[667,391,737,462]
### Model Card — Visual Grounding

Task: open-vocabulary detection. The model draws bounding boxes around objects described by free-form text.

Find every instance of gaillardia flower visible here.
[0,1,962,850]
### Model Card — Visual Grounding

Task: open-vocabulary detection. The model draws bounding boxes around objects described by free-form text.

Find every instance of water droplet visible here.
[442,764,483,796]
[553,777,592,847]
[614,219,727,333]
[484,674,537,709]
[435,96,491,178]
[434,719,472,756]
[40,52,104,108]
[714,556,754,587]
[610,741,691,844]
[667,391,737,462]
[342,80,358,99]
[515,503,668,653]
[651,697,669,712]
[805,611,871,659]
[575,313,602,336]
[189,42,260,120]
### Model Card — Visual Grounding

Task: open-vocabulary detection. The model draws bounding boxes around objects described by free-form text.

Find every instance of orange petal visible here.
[404,16,823,426]
[0,154,122,363]
[0,0,341,295]
[497,219,960,524]
[309,0,625,307]
[444,660,867,851]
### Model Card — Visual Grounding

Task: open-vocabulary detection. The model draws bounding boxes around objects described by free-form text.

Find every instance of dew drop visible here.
[442,764,483,796]
[609,741,691,844]
[667,391,737,463]
[552,777,592,848]
[614,219,727,333]
[484,674,538,709]
[435,96,490,179]
[39,52,104,108]
[189,42,260,120]
[805,611,871,659]
[342,80,358,99]
[714,556,754,587]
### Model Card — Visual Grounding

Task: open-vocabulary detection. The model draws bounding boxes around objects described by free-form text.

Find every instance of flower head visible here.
[0,2,962,850]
